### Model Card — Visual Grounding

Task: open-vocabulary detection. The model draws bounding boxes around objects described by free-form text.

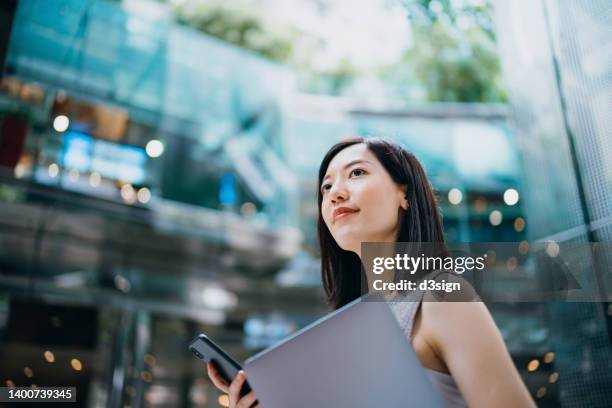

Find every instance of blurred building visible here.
[0,1,311,406]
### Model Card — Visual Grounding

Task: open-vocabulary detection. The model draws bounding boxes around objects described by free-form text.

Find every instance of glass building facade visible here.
[494,0,612,406]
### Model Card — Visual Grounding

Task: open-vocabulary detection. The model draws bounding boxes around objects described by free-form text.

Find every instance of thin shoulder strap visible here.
[389,269,446,340]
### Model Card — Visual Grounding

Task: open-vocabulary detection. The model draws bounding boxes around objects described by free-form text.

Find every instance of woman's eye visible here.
[321,183,331,193]
[350,168,365,177]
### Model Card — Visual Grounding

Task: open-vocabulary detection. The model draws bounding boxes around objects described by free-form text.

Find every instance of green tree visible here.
[173,1,294,63]
[405,22,506,102]
[394,0,506,102]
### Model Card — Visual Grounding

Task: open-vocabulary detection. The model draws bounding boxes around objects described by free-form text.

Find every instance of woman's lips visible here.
[333,209,359,223]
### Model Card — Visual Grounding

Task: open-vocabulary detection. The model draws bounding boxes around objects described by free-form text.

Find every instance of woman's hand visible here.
[207,361,262,408]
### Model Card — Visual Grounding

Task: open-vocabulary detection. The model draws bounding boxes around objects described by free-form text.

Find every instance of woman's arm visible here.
[422,300,536,408]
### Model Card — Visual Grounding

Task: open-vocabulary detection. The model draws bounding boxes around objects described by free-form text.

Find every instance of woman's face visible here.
[320,143,408,257]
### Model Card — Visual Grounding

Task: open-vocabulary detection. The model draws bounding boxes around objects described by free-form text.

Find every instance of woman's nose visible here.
[329,184,348,203]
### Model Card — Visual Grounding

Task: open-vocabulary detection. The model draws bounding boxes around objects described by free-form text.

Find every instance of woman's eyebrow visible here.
[322,159,372,183]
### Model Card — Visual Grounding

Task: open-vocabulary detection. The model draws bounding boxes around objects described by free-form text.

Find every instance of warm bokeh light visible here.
[121,184,136,203]
[513,217,525,232]
[544,352,555,363]
[71,358,83,371]
[44,350,55,363]
[527,359,540,372]
[23,367,33,378]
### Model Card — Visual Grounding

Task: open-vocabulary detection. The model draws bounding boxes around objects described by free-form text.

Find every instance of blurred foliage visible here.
[396,0,507,102]
[173,1,294,63]
[169,0,356,94]
[163,0,505,103]
[300,58,358,96]
[0,185,25,203]
[403,22,506,102]
[325,58,358,95]
[404,0,496,39]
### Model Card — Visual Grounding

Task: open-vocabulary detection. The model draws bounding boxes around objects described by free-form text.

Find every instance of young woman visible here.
[208,136,536,408]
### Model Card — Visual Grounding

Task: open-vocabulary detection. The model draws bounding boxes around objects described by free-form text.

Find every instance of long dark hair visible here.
[317,136,447,309]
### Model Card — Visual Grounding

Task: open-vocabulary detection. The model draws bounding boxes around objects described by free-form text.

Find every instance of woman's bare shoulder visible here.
[419,274,492,355]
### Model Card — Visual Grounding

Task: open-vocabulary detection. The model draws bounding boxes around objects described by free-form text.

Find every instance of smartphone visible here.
[189,334,252,397]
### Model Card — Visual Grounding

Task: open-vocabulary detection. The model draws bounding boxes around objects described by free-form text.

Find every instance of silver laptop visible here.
[244,296,443,408]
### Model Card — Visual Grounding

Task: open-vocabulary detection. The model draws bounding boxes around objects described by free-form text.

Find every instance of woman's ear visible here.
[399,184,410,211]
[397,185,409,210]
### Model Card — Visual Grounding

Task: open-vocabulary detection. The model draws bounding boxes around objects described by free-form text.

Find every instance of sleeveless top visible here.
[388,270,468,408]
